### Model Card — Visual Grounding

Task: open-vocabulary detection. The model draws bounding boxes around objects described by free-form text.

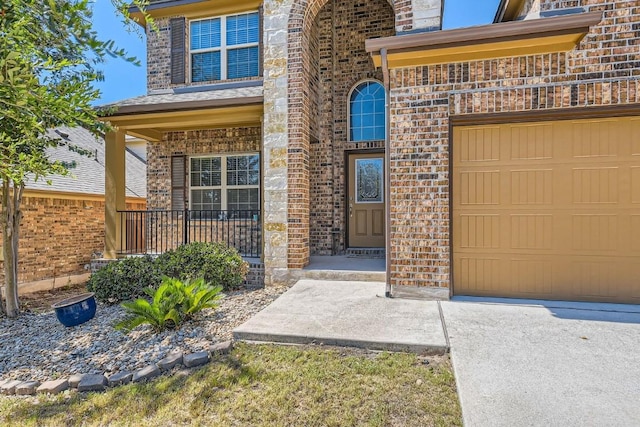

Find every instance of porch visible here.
[117,209,261,258]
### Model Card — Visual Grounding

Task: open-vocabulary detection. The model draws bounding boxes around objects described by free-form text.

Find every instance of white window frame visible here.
[189,11,260,83]
[188,152,260,212]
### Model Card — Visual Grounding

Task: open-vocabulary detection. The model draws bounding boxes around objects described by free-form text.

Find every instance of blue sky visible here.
[92,0,502,104]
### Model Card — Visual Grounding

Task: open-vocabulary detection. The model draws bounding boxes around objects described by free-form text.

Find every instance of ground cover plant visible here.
[0,344,462,426]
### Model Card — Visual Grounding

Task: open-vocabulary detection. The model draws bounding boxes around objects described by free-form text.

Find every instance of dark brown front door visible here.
[348,153,385,248]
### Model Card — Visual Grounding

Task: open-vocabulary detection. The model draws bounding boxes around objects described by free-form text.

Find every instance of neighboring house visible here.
[0,126,146,293]
[101,0,640,303]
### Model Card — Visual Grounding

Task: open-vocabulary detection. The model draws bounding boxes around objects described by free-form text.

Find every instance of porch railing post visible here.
[183,208,190,245]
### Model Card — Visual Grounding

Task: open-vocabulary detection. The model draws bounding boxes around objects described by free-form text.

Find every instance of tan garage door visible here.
[452,116,640,303]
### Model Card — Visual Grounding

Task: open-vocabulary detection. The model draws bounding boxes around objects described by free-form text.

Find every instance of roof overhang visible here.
[366,11,602,69]
[100,96,263,141]
[130,0,261,28]
[494,0,527,23]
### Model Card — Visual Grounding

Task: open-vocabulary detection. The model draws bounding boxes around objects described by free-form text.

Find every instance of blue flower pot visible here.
[51,293,97,327]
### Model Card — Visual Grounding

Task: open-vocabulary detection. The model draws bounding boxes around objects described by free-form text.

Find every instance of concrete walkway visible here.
[442,298,640,427]
[234,279,448,354]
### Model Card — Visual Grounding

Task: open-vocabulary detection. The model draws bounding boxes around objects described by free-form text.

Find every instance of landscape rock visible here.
[0,286,288,384]
[68,373,88,388]
[108,371,133,387]
[1,380,23,395]
[210,340,233,355]
[37,379,69,395]
[77,374,107,392]
[157,351,183,371]
[133,365,161,383]
[184,351,209,368]
[15,381,40,395]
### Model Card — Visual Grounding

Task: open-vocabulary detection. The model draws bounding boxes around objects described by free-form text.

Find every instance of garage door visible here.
[452,116,640,303]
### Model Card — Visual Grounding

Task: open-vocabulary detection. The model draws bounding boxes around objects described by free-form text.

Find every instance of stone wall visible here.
[387,0,640,287]
[0,196,146,286]
[147,127,261,210]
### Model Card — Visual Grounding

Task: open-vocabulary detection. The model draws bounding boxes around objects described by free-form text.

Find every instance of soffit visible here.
[366,11,602,69]
[130,0,262,27]
[99,88,263,141]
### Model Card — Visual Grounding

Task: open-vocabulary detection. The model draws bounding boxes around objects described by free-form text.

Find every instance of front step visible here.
[345,248,385,259]
[290,269,385,282]
[292,255,386,282]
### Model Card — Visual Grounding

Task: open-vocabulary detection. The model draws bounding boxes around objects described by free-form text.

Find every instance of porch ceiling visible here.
[104,104,263,141]
[366,11,602,69]
[99,89,263,141]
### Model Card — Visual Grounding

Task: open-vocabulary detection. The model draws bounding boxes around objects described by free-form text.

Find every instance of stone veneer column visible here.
[262,0,294,285]
[396,0,442,32]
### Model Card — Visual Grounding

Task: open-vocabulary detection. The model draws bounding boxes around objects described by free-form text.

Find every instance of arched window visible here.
[349,81,386,142]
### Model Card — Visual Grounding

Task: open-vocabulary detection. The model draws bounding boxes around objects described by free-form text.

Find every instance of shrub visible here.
[156,242,248,290]
[87,256,161,304]
[115,277,223,333]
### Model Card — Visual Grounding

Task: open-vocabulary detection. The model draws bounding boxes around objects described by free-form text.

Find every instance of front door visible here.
[348,153,385,248]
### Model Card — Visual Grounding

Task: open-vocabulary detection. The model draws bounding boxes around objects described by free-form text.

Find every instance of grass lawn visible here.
[0,344,461,426]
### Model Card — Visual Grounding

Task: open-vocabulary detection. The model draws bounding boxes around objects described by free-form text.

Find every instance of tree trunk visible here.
[1,179,21,317]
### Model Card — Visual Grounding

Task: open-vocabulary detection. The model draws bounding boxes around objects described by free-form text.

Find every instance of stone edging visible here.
[0,341,233,396]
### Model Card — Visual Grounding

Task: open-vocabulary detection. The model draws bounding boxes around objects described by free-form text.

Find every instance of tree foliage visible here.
[0,0,149,317]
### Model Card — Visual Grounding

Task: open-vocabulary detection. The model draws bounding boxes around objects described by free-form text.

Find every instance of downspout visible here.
[381,48,392,298]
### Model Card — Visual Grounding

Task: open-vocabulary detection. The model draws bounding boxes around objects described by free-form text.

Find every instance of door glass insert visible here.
[355,158,384,203]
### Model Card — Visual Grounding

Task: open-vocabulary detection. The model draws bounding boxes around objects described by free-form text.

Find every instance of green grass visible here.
[0,344,461,426]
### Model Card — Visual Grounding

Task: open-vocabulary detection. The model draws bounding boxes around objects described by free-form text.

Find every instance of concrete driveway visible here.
[441,298,640,427]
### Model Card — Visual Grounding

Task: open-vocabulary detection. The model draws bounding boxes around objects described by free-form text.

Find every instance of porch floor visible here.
[290,255,386,282]
[233,279,448,354]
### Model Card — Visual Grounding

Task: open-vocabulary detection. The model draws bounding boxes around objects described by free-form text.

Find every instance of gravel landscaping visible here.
[0,285,288,383]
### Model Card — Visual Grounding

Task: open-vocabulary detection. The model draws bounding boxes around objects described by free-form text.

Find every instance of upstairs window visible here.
[191,11,260,83]
[349,81,386,142]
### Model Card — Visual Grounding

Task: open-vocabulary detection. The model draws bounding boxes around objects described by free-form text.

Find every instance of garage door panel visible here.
[459,171,500,205]
[458,126,500,162]
[453,117,640,304]
[571,120,619,158]
[510,169,553,205]
[571,214,619,253]
[455,257,502,293]
[631,167,640,203]
[572,167,619,204]
[510,214,553,250]
[510,259,554,295]
[509,123,553,160]
[459,215,500,249]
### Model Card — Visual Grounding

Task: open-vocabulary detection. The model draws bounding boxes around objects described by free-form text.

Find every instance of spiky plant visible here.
[115,276,224,333]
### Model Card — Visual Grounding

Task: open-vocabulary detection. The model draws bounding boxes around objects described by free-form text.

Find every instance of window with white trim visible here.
[190,11,260,82]
[189,154,260,215]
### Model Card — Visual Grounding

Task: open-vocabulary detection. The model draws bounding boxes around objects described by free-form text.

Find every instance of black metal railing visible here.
[118,209,261,257]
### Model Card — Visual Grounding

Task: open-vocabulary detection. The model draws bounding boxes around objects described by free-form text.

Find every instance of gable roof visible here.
[24,126,147,199]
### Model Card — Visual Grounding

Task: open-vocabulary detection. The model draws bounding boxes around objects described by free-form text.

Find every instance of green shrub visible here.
[115,277,223,333]
[87,256,161,304]
[156,242,248,290]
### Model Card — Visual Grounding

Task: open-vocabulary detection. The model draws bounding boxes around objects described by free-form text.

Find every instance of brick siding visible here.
[387,0,640,287]
[147,127,261,210]
[0,196,145,285]
[289,0,395,264]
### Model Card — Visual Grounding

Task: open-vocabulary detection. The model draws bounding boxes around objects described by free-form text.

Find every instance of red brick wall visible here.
[388,0,640,287]
[0,196,146,285]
